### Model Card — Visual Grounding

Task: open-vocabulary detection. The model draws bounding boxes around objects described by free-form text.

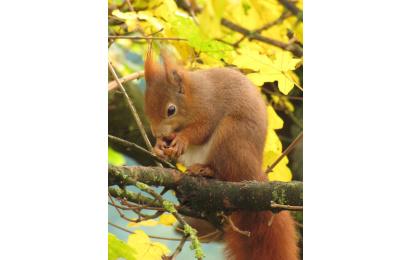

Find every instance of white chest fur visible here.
[178,136,213,167]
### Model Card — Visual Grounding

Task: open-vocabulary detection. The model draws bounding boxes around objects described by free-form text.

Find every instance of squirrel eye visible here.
[167,105,176,117]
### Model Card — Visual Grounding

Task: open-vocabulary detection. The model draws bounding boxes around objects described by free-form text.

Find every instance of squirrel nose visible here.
[151,128,162,139]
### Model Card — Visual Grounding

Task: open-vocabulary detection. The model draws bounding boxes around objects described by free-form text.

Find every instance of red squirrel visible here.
[143,48,299,260]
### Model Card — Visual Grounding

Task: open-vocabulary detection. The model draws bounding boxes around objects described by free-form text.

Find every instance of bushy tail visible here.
[224,211,299,260]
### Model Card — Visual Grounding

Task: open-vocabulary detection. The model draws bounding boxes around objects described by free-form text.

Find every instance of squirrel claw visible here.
[169,134,188,158]
[153,139,170,160]
[186,164,215,178]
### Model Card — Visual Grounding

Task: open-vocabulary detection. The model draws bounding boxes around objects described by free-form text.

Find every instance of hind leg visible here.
[186,163,215,178]
[205,115,267,182]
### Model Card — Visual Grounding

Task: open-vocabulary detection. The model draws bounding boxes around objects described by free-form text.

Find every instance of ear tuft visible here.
[144,47,160,85]
[161,47,185,94]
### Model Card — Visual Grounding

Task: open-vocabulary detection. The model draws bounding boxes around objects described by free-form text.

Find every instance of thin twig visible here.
[108,35,188,41]
[108,192,137,222]
[120,195,177,211]
[108,70,145,92]
[170,234,189,260]
[109,221,184,241]
[197,230,222,243]
[146,27,164,37]
[136,183,205,259]
[215,38,242,51]
[108,61,159,166]
[224,215,250,237]
[268,213,276,226]
[288,35,298,44]
[108,134,176,169]
[108,201,171,213]
[265,131,303,173]
[109,221,134,234]
[295,222,303,228]
[270,201,303,211]
[183,0,200,25]
[108,39,115,49]
[109,188,182,212]
[109,201,165,221]
[109,191,123,217]
[261,87,303,101]
[124,0,134,12]
[140,211,163,219]
[124,0,146,36]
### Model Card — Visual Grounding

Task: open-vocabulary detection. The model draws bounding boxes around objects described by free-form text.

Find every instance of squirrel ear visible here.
[161,48,185,94]
[144,46,160,86]
[170,69,185,94]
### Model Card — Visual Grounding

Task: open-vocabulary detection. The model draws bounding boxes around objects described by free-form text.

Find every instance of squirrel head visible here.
[143,47,189,139]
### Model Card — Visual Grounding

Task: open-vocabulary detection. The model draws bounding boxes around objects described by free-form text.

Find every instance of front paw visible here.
[153,139,170,161]
[167,133,188,159]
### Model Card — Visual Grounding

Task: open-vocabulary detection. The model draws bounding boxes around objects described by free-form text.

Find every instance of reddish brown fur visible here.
[144,48,299,259]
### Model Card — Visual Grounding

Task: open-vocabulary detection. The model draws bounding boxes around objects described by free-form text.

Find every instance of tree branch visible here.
[108,165,303,214]
[108,135,176,169]
[109,169,206,259]
[221,18,303,57]
[108,187,206,221]
[108,71,145,93]
[278,0,303,21]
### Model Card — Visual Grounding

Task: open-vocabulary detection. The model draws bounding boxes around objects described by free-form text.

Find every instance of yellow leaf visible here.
[112,10,138,32]
[267,104,284,130]
[287,70,301,86]
[136,11,164,30]
[264,107,283,155]
[153,0,178,21]
[127,219,158,228]
[265,153,292,182]
[224,0,283,31]
[263,106,293,182]
[128,230,171,260]
[176,163,186,172]
[158,213,178,226]
[232,48,301,94]
[197,0,228,38]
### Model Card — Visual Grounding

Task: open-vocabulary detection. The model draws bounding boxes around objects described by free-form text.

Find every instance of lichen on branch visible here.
[108,165,303,214]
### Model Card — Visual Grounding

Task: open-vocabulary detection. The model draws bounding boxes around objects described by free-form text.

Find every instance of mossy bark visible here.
[108,165,303,214]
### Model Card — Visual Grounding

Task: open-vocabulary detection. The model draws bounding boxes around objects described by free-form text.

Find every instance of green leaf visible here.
[108,146,126,166]
[169,13,233,60]
[108,233,138,260]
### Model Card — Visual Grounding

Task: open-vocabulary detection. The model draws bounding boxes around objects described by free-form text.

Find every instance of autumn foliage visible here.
[108,0,303,259]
